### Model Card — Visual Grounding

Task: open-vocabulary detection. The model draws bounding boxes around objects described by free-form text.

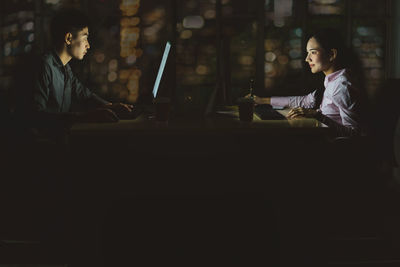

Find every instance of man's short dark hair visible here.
[50,8,90,47]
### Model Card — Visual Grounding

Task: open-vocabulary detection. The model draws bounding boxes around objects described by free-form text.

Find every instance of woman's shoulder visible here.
[331,69,358,94]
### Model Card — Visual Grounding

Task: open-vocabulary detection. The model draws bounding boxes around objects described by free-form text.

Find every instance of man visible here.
[31,8,132,129]
[17,10,135,264]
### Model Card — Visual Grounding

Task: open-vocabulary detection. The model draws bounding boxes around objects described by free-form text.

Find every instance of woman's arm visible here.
[271,90,317,108]
[253,96,271,105]
[316,112,359,137]
[326,80,360,137]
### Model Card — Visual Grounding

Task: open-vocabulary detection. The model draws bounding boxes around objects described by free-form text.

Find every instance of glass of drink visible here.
[237,97,254,122]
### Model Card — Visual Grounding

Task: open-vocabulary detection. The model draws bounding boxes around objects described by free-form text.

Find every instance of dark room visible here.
[1,0,400,266]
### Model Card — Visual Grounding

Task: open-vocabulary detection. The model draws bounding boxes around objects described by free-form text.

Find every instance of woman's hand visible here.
[286,107,318,119]
[244,94,271,105]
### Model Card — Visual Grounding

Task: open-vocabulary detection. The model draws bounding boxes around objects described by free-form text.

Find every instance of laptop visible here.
[152,42,171,99]
[254,104,286,120]
[120,42,171,119]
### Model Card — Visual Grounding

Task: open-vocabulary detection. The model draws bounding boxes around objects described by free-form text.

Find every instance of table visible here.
[68,108,333,265]
[71,107,329,137]
[69,107,331,193]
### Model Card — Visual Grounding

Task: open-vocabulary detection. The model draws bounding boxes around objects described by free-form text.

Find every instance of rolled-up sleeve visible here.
[271,90,317,108]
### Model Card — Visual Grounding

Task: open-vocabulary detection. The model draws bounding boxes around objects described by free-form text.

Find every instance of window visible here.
[0,0,393,110]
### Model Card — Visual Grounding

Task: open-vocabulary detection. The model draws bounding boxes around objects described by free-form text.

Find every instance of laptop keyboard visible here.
[254,104,286,120]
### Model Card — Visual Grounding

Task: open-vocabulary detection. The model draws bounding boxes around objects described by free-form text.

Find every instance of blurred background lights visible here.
[4,43,11,56]
[356,27,368,36]
[119,0,141,103]
[183,16,205,29]
[266,69,277,78]
[309,0,343,15]
[45,0,61,4]
[108,72,118,82]
[0,0,386,108]
[352,38,362,47]
[289,39,301,48]
[265,77,274,88]
[273,17,285,27]
[94,52,105,63]
[127,79,138,91]
[239,56,254,66]
[119,70,130,81]
[278,55,289,65]
[180,30,193,39]
[294,28,302,38]
[12,40,19,48]
[126,55,137,65]
[195,65,209,75]
[143,26,157,37]
[22,21,34,31]
[24,44,32,53]
[265,52,277,62]
[289,49,301,59]
[289,59,302,69]
[204,9,216,19]
[375,48,383,57]
[120,0,140,16]
[132,68,142,78]
[27,33,34,43]
[264,63,274,73]
[108,59,118,72]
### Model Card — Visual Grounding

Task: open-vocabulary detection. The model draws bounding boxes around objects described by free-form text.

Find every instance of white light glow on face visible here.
[71,27,90,60]
[305,37,330,74]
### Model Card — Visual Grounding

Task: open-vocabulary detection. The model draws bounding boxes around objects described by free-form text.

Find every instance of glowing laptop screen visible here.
[152,42,171,98]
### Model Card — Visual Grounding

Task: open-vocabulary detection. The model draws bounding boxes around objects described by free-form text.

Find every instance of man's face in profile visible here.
[68,27,90,60]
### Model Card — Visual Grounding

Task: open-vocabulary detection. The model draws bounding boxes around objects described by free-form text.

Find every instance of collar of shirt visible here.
[324,68,346,88]
[51,50,64,67]
[51,49,73,76]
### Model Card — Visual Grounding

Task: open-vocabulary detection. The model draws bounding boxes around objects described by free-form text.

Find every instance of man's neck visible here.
[55,46,72,66]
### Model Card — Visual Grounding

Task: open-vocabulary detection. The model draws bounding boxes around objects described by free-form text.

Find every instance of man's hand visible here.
[244,94,271,105]
[79,108,119,123]
[286,107,318,119]
[104,102,134,114]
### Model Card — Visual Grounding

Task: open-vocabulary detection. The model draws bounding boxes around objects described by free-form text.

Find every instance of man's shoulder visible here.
[40,51,56,66]
[38,50,64,70]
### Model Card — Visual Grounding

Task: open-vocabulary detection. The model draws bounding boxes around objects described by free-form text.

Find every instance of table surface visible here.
[71,107,329,136]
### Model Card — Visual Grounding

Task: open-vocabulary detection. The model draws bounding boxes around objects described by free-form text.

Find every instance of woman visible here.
[253,28,364,137]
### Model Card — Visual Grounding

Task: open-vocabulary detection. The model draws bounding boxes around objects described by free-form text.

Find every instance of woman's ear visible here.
[330,48,337,62]
[65,32,73,46]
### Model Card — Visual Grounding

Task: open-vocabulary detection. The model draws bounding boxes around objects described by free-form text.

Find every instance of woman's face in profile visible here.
[305,37,331,74]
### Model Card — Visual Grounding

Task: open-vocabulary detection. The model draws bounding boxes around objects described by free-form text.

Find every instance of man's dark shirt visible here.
[32,50,108,117]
